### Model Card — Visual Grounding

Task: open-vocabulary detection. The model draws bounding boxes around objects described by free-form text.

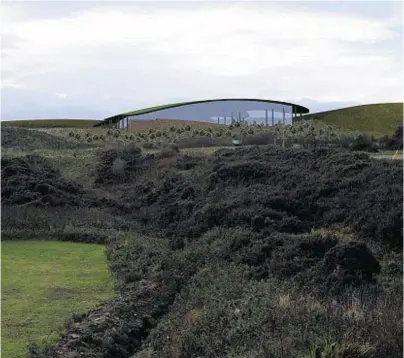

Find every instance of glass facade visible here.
[117,100,305,129]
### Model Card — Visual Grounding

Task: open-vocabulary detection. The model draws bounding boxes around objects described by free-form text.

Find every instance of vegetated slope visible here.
[3,144,402,358]
[35,116,402,154]
[1,119,102,128]
[1,154,87,207]
[303,103,403,137]
[1,127,94,151]
[104,145,403,251]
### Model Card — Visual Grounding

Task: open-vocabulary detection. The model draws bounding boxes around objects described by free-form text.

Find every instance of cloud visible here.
[1,78,28,89]
[55,92,68,99]
[1,1,402,120]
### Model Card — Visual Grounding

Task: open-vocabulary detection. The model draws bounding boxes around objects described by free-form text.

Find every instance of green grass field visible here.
[1,241,115,358]
[1,119,102,128]
[303,103,403,137]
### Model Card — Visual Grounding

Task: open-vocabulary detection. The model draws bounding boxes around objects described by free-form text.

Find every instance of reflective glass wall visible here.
[118,100,298,128]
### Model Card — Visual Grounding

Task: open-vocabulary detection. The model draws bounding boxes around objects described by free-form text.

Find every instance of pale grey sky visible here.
[1,1,403,120]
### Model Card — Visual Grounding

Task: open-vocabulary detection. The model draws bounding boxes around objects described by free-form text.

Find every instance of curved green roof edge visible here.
[96,98,310,126]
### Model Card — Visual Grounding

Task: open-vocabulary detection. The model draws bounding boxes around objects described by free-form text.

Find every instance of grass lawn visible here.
[1,240,115,358]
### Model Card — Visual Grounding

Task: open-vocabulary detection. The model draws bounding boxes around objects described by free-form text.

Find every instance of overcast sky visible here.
[1,0,403,120]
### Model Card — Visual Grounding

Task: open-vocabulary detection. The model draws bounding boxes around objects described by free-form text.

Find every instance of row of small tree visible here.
[69,121,403,151]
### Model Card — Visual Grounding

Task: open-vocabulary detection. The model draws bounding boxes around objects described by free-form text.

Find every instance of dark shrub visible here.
[378,135,395,150]
[380,125,404,150]
[242,132,275,146]
[1,155,84,206]
[394,124,403,149]
[158,144,180,158]
[142,141,156,149]
[174,154,204,170]
[314,241,381,295]
[269,233,339,280]
[321,241,380,278]
[176,136,231,149]
[350,134,378,152]
[94,144,151,185]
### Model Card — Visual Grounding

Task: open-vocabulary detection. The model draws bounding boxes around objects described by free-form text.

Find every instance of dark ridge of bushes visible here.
[176,136,232,149]
[241,132,276,146]
[1,154,85,206]
[106,228,381,297]
[116,146,402,250]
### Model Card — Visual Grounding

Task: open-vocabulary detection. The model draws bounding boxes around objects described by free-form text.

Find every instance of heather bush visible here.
[242,132,276,146]
[119,147,402,250]
[94,143,152,185]
[158,144,180,158]
[176,136,231,148]
[139,265,402,358]
[4,141,401,358]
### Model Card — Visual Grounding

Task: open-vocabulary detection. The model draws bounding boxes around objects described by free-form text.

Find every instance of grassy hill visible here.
[1,119,102,128]
[302,103,403,137]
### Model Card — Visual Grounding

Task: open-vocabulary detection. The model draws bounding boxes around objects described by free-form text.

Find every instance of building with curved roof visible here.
[97,98,310,128]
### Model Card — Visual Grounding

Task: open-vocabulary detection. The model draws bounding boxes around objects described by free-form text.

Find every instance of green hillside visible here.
[302,103,403,137]
[1,119,102,128]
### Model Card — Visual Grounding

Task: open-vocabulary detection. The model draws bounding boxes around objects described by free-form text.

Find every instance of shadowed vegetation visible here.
[1,114,402,357]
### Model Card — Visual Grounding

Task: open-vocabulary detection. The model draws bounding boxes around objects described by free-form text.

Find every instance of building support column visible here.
[282,108,286,148]
[291,107,294,124]
[265,110,268,126]
[271,109,274,126]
